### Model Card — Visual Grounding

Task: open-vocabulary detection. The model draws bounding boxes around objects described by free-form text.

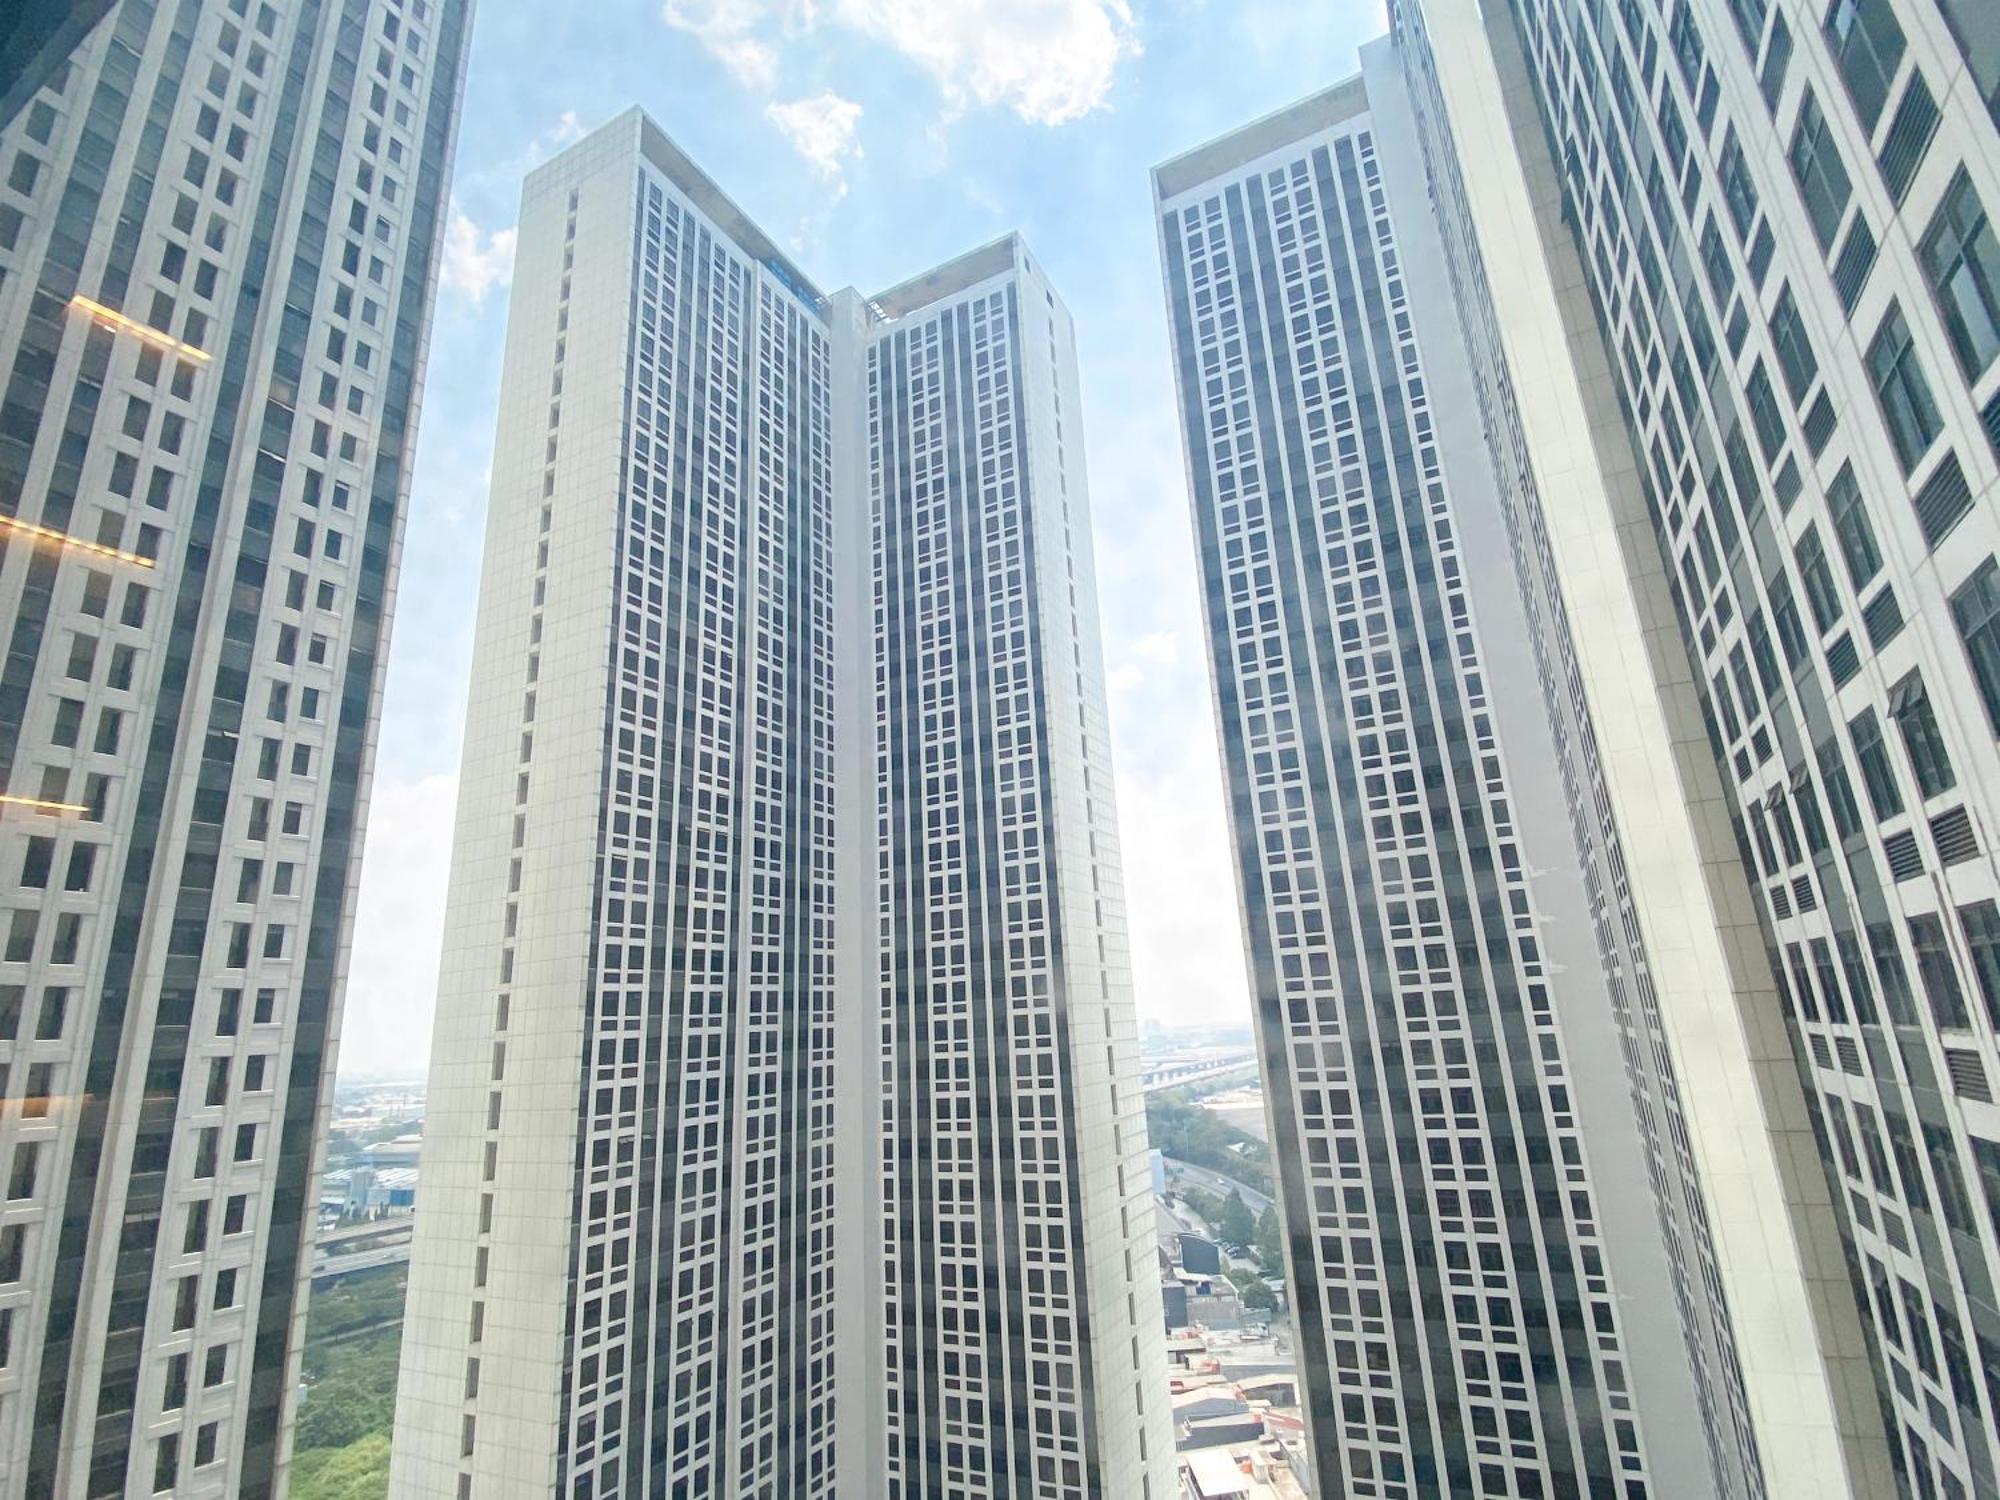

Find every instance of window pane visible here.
[1769,286,1820,401]
[1865,304,1940,472]
[1849,708,1904,819]
[1910,914,1970,1029]
[1888,671,1956,797]
[1827,464,1882,588]
[1951,558,2000,735]
[1920,170,2000,377]
[1824,0,1906,131]
[1787,90,1851,249]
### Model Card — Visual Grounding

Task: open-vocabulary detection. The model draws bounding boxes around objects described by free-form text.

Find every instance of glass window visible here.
[1959,900,2000,1029]
[1950,558,2000,735]
[1919,169,2000,378]
[1699,215,1736,304]
[1824,0,1906,132]
[1826,464,1882,588]
[1671,1,1707,86]
[1796,525,1843,630]
[1818,738,1865,838]
[1759,10,1793,107]
[1888,672,1955,797]
[1932,0,2000,128]
[1788,90,1852,249]
[1728,0,1770,55]
[1849,708,1903,819]
[1909,913,1970,1029]
[1719,131,1761,238]
[1746,361,1787,458]
[1770,574,1810,665]
[1868,920,1919,1023]
[1769,286,1819,400]
[154,1434,179,1493]
[1865,304,1940,472]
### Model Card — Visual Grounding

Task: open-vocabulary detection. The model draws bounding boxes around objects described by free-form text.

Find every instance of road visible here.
[317,1217,413,1248]
[1160,1156,1274,1216]
[1140,1053,1258,1094]
[311,1217,414,1280]
[313,1240,411,1280]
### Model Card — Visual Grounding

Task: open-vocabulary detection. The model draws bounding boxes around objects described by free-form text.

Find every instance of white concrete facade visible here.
[1154,50,1739,1500]
[0,0,470,1495]
[869,242,1170,1500]
[393,111,1166,1500]
[1398,0,2000,1490]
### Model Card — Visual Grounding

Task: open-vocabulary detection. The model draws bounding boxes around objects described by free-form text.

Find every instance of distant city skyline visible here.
[336,0,1393,1077]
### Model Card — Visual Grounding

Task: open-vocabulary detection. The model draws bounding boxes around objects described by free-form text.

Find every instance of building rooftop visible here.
[869,235,1024,320]
[1153,76,1369,201]
[539,110,1046,325]
[1180,1443,1312,1500]
[629,109,825,306]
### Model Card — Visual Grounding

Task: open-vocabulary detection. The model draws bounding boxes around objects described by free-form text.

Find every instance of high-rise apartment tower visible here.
[0,0,472,1495]
[1393,0,2000,1494]
[1154,29,1887,1498]
[392,109,1167,1500]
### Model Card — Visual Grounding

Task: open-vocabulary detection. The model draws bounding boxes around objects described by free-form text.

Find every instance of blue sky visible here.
[338,0,1390,1077]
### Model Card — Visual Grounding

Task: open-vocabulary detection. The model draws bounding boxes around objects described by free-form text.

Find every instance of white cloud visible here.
[766,91,864,189]
[440,205,517,305]
[662,0,1137,126]
[1106,628,1181,696]
[833,0,1138,125]
[663,0,795,91]
[1115,739,1250,1030]
[544,109,588,151]
[338,773,459,1078]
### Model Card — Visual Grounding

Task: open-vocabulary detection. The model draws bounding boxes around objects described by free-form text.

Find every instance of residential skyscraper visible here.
[1153,34,1880,1499]
[0,0,118,131]
[1393,0,2000,1494]
[868,239,1165,1500]
[392,109,1167,1500]
[0,1,472,1496]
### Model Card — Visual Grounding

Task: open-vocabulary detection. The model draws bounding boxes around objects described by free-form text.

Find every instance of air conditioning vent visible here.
[1983,389,2000,461]
[1769,883,1793,920]
[1772,454,1803,511]
[1810,1033,1835,1070]
[1832,219,1877,313]
[1914,452,1972,550]
[1944,1048,1993,1104]
[1862,585,1904,650]
[1836,1036,1864,1075]
[1802,392,1837,457]
[1792,875,1817,913]
[1930,806,1979,866]
[1877,76,1940,205]
[1884,829,1924,881]
[1825,632,1860,686]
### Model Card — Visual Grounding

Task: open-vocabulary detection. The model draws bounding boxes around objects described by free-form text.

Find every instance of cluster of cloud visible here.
[664,0,1139,190]
[440,112,589,306]
[765,91,865,192]
[836,0,1139,127]
[440,209,518,304]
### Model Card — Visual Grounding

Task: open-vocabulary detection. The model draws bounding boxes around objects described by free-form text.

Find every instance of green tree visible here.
[1240,1279,1278,1313]
[294,1329,400,1450]
[1254,1205,1283,1268]
[1144,1092,1273,1198]
[1217,1189,1255,1248]
[291,1432,393,1500]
